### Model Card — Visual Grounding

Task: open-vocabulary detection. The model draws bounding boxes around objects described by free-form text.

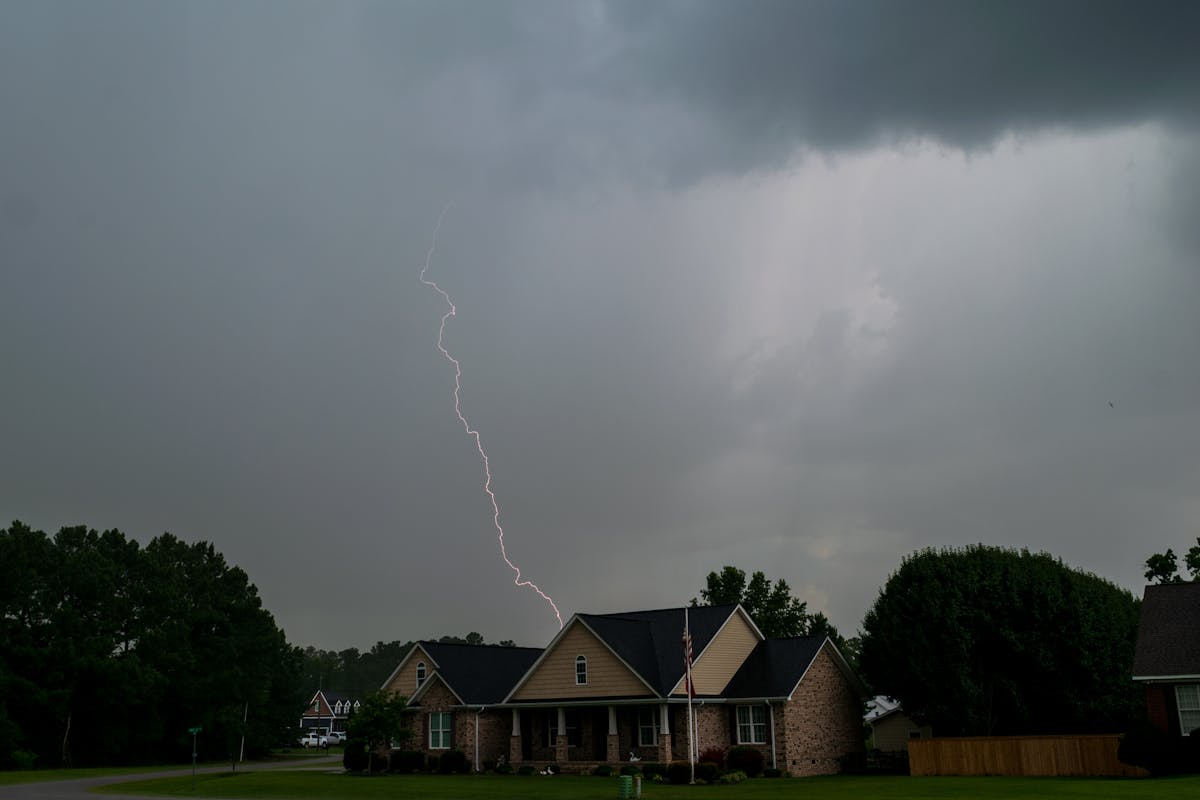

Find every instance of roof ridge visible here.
[421,640,542,651]
[583,603,737,618]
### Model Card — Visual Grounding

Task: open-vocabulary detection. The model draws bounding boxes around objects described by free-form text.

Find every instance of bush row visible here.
[344,743,785,781]
[342,743,471,774]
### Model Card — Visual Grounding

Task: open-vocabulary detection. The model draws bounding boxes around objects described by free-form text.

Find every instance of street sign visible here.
[188,726,202,734]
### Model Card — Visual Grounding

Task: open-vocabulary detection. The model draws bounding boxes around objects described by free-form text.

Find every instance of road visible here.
[0,755,343,800]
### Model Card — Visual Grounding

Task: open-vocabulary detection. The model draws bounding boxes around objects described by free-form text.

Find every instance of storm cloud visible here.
[2,1,1197,649]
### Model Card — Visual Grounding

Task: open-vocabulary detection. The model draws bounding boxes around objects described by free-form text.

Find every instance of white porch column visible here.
[511,709,521,736]
[608,705,617,735]
[659,704,670,734]
[557,706,567,731]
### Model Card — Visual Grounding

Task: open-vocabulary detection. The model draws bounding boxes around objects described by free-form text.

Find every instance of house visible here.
[380,640,543,766]
[864,696,931,752]
[380,604,866,775]
[1132,582,1200,737]
[300,689,361,735]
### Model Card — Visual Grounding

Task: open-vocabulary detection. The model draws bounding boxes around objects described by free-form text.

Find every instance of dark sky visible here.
[3,0,1198,651]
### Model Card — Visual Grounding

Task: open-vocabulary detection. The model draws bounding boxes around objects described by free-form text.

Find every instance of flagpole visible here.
[685,606,695,785]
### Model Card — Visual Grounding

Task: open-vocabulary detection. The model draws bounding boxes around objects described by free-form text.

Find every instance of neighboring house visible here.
[380,604,866,775]
[300,689,361,735]
[864,696,931,752]
[1132,582,1200,737]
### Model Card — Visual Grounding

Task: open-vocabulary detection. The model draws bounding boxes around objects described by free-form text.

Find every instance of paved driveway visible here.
[0,756,342,800]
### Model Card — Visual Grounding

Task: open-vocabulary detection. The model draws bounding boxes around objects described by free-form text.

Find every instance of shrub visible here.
[369,752,389,773]
[426,753,440,773]
[439,749,470,774]
[619,764,641,776]
[727,746,765,777]
[593,764,614,776]
[1119,722,1177,775]
[763,767,783,778]
[665,761,692,784]
[518,765,537,775]
[389,750,424,773]
[342,739,368,772]
[716,769,747,784]
[698,746,726,767]
[640,762,666,779]
[9,750,36,770]
[696,761,720,782]
[494,763,514,774]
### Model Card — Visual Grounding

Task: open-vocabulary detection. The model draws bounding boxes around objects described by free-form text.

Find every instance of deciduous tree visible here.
[860,545,1141,736]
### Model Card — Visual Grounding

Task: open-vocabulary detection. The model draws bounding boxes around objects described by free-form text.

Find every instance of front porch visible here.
[506,703,707,768]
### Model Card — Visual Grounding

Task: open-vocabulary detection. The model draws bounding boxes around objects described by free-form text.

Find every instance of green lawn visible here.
[98,771,1200,800]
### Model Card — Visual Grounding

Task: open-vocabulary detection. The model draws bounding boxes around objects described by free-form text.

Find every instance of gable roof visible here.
[722,636,825,698]
[1133,582,1200,680]
[305,689,357,714]
[723,635,867,699]
[576,604,741,696]
[409,642,543,706]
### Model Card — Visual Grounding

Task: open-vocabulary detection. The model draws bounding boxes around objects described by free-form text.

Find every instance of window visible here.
[1178,685,1200,736]
[547,711,582,747]
[637,707,660,747]
[416,662,426,688]
[575,655,588,685]
[736,705,767,745]
[429,712,451,749]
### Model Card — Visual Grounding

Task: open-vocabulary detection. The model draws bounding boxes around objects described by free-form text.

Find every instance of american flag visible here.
[682,619,695,698]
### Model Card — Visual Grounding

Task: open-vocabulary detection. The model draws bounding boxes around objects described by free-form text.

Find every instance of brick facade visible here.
[776,646,863,776]
[384,611,865,777]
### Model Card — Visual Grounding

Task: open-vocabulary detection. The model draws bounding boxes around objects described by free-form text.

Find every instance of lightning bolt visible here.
[419,203,564,629]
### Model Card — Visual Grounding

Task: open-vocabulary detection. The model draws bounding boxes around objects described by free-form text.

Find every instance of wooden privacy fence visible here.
[908,734,1146,777]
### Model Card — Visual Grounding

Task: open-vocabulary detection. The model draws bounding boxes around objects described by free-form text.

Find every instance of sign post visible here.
[188,727,202,790]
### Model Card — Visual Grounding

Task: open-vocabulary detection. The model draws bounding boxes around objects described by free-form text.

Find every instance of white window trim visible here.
[575,655,588,685]
[429,711,451,750]
[637,707,660,747]
[1177,684,1200,736]
[416,662,426,688]
[736,704,767,745]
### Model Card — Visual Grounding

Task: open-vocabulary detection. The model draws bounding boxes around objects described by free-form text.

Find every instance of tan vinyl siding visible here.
[512,621,652,700]
[871,712,932,752]
[672,609,758,696]
[381,646,433,698]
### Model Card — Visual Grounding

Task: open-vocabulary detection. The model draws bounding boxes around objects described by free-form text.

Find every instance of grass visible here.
[98,770,1200,799]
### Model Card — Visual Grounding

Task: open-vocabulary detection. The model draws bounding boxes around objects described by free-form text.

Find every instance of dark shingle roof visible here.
[417,642,543,705]
[319,690,354,705]
[722,636,825,698]
[576,604,740,696]
[1133,583,1200,678]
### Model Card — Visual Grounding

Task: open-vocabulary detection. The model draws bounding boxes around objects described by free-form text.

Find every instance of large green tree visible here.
[695,566,822,639]
[860,545,1142,736]
[1144,537,1200,584]
[0,521,301,768]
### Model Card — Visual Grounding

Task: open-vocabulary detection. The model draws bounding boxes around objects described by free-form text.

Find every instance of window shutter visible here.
[729,706,739,743]
[449,711,456,750]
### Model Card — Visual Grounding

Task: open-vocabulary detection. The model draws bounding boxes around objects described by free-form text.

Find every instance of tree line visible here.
[0,521,302,768]
[0,515,1168,768]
